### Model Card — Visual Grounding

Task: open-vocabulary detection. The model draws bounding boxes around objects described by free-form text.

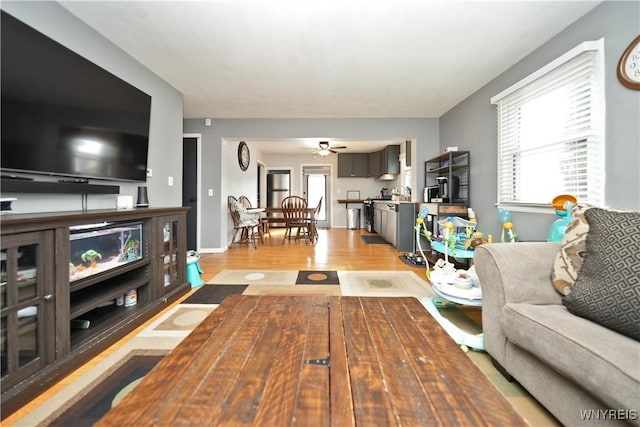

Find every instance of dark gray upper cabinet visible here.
[405,140,412,167]
[338,153,369,177]
[368,151,381,177]
[381,145,400,175]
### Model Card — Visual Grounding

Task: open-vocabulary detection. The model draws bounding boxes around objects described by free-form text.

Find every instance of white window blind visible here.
[491,39,605,209]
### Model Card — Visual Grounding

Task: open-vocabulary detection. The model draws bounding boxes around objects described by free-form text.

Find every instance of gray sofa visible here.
[474,242,640,426]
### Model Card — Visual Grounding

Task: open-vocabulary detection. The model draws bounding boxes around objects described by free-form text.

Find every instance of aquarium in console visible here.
[69,222,143,282]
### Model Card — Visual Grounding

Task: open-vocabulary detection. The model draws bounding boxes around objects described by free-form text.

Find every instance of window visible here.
[491,39,605,210]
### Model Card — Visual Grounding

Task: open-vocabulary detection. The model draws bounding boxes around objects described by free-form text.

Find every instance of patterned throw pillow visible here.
[551,203,593,295]
[562,208,640,341]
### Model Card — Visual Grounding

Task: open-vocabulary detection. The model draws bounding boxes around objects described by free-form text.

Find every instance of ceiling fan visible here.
[313,141,347,156]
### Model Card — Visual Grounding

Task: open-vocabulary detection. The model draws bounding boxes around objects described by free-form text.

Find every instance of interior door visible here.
[303,166,330,229]
[182,137,198,250]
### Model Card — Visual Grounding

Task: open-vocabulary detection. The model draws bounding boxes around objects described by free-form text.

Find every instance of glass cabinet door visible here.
[1,232,54,389]
[159,216,185,293]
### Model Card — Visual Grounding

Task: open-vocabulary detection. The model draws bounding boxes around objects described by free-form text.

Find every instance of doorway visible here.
[303,165,331,228]
[182,135,201,250]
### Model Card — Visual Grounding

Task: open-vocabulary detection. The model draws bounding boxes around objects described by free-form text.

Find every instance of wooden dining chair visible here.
[227,195,262,248]
[300,197,322,243]
[281,195,310,244]
[310,197,322,241]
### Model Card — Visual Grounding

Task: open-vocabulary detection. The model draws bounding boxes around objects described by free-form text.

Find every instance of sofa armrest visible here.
[474,242,562,364]
[474,242,563,306]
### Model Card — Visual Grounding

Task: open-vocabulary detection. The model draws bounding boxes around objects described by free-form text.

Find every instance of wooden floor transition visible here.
[5,227,482,423]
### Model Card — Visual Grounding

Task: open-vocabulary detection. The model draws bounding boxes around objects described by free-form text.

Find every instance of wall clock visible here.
[238,141,250,171]
[617,35,640,90]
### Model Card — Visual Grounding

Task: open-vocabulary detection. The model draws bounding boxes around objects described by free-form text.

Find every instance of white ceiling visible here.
[236,137,403,155]
[59,0,601,120]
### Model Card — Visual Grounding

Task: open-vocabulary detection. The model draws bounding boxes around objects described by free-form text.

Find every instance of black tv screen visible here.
[1,11,151,182]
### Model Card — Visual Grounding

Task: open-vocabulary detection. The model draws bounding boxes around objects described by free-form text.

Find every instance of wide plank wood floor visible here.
[205,227,425,272]
[5,227,482,424]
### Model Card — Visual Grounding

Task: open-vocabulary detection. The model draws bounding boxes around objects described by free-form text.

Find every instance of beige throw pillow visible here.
[551,203,592,295]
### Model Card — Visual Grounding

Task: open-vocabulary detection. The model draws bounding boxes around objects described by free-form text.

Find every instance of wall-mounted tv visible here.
[1,11,151,182]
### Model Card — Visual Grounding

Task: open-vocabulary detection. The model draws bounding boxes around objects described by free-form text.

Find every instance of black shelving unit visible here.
[424,151,470,204]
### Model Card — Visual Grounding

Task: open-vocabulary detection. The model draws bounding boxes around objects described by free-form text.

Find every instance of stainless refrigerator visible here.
[267,171,290,226]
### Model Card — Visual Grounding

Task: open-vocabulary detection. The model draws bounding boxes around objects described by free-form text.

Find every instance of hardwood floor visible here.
[204,227,426,273]
[4,227,482,424]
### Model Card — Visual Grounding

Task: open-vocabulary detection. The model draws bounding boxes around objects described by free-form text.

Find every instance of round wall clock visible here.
[238,141,250,171]
[617,35,640,90]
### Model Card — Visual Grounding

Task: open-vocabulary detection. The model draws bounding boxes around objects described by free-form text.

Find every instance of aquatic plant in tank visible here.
[69,222,143,281]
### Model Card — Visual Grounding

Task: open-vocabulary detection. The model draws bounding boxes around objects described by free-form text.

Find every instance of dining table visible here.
[265,207,317,243]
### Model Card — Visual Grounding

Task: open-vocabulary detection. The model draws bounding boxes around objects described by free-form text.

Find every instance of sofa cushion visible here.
[551,203,592,296]
[562,208,640,341]
[501,303,640,411]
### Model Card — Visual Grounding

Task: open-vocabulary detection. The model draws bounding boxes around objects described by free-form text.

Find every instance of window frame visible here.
[491,38,605,213]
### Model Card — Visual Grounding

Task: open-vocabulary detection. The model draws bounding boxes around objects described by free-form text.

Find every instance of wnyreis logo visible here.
[580,409,638,421]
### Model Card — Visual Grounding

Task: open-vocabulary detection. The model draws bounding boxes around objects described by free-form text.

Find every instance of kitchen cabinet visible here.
[337,153,369,177]
[337,145,400,178]
[0,208,190,417]
[383,210,397,247]
[374,202,397,247]
[368,151,381,178]
[380,145,400,175]
[374,204,383,235]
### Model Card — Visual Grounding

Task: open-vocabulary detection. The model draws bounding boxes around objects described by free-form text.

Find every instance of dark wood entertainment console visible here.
[0,207,190,417]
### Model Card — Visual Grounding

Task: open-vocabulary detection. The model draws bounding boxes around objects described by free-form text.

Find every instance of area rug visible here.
[136,304,216,338]
[338,270,434,298]
[182,284,248,304]
[295,270,340,285]
[47,354,165,427]
[208,269,298,285]
[360,235,388,244]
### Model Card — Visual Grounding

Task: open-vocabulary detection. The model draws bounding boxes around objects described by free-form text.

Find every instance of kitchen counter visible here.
[372,199,414,204]
[337,199,367,204]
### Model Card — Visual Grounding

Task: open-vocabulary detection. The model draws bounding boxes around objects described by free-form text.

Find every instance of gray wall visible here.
[184,118,439,250]
[1,1,184,212]
[440,1,640,241]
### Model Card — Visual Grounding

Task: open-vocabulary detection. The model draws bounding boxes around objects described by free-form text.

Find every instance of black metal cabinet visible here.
[424,151,470,204]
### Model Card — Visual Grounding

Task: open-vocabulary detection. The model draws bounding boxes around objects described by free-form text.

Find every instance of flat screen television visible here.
[1,11,151,182]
